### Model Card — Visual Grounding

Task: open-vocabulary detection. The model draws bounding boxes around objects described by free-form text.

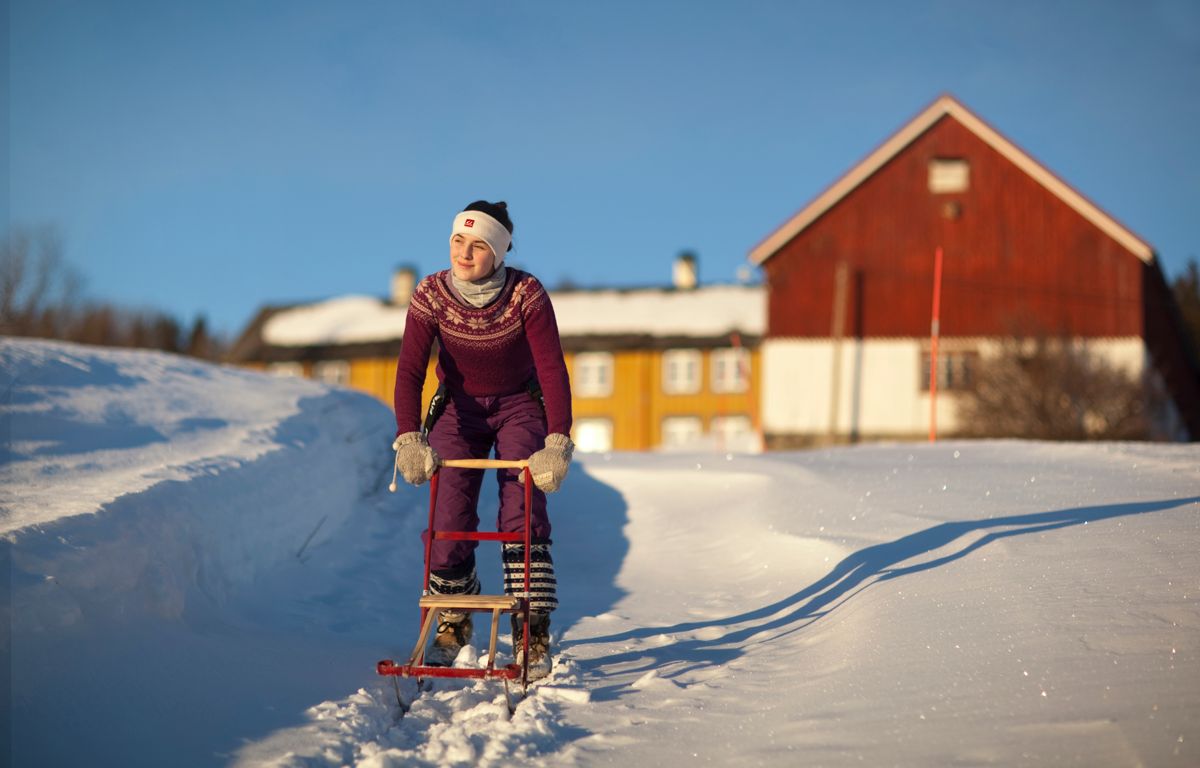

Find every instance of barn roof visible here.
[747,94,1155,266]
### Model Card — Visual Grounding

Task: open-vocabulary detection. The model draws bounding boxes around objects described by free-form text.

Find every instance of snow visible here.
[262,295,408,347]
[4,337,1198,767]
[259,284,764,347]
[550,284,764,338]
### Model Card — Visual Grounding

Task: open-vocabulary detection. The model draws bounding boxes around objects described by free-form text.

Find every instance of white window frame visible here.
[710,347,749,394]
[662,349,702,395]
[313,360,350,386]
[661,415,703,448]
[574,352,614,398]
[710,414,753,441]
[266,362,304,378]
[573,418,614,453]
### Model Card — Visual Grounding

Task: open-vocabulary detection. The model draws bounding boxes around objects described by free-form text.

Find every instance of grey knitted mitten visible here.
[528,433,574,492]
[393,431,440,485]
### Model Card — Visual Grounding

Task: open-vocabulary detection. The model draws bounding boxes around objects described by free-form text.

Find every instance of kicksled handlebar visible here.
[440,458,529,469]
[389,453,530,492]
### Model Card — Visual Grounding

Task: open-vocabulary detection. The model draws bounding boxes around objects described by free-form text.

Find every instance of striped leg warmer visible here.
[429,565,480,622]
[502,542,558,613]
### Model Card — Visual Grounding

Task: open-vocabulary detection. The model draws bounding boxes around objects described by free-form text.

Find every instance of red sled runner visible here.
[377,458,537,711]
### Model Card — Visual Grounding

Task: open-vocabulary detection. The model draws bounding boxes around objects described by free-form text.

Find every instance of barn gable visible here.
[750,94,1153,267]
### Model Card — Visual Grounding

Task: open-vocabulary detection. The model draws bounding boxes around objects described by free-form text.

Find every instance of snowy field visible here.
[3,338,1198,767]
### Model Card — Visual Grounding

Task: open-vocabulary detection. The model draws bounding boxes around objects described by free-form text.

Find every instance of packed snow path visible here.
[4,339,1198,767]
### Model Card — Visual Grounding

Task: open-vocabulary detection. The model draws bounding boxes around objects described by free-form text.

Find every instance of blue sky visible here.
[8,1,1200,337]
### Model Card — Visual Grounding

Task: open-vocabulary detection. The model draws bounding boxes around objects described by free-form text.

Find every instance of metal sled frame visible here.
[377,458,534,690]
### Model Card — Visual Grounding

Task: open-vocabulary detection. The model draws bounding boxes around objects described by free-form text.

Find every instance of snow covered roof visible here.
[258,284,764,348]
[262,295,408,347]
[552,284,764,338]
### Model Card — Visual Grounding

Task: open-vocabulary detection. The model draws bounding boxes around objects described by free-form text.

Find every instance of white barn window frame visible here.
[920,350,977,391]
[928,157,970,194]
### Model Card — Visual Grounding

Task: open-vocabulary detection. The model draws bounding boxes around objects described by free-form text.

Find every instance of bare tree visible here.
[0,226,227,356]
[0,227,83,337]
[956,335,1168,441]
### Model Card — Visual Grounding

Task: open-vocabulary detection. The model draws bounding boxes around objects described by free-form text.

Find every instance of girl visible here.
[392,200,573,679]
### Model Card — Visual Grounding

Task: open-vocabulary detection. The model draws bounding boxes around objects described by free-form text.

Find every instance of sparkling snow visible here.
[3,338,1198,767]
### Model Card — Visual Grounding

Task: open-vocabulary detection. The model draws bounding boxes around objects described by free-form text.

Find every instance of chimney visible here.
[391,265,417,306]
[672,251,698,290]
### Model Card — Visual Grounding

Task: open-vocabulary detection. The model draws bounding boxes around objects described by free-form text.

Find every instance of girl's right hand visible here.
[393,431,440,485]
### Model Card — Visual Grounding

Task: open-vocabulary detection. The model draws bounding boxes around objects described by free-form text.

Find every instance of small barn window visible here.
[928,158,970,193]
[920,351,977,391]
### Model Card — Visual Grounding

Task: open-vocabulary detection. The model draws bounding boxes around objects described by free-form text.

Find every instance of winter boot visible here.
[512,612,552,681]
[426,610,473,667]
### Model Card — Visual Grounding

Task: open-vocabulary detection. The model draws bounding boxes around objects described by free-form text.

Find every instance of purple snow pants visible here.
[425,389,550,573]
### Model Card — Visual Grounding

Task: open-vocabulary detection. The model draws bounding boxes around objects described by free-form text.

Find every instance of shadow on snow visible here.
[570,495,1200,701]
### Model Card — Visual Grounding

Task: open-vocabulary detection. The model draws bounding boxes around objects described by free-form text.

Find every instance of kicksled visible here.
[378,458,537,715]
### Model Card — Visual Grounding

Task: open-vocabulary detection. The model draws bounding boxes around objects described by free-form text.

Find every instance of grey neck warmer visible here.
[451,265,507,308]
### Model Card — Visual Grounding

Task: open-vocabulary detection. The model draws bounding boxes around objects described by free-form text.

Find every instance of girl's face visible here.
[450,233,497,281]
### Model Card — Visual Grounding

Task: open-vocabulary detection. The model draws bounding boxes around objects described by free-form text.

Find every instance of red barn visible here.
[750,94,1198,445]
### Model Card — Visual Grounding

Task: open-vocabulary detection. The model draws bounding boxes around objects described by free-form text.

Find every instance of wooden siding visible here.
[566,348,761,450]
[764,115,1146,340]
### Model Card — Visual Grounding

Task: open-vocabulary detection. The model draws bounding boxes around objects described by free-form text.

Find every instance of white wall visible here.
[763,336,1151,439]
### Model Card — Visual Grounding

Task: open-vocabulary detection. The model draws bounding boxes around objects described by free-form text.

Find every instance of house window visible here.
[266,362,304,378]
[663,349,702,394]
[574,352,614,398]
[711,348,750,394]
[314,360,350,386]
[710,415,754,448]
[928,158,970,193]
[920,351,976,391]
[573,418,613,453]
[661,416,703,448]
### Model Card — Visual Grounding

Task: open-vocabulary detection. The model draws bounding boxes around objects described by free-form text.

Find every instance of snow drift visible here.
[3,338,1198,767]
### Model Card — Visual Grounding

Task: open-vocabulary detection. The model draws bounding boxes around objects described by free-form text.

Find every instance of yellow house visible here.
[228,262,765,452]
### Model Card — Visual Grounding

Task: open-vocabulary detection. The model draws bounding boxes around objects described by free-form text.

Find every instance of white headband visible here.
[450,210,511,267]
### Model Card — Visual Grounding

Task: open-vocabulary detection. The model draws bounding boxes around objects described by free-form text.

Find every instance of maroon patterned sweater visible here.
[393,268,573,437]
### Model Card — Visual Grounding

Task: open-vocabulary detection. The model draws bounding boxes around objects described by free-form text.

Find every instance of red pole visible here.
[929,246,944,443]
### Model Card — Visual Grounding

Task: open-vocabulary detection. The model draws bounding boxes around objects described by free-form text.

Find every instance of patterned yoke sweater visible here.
[393,268,573,437]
